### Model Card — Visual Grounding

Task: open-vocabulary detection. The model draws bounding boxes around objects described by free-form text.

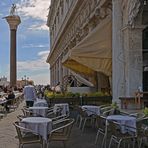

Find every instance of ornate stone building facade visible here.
[47,0,148,103]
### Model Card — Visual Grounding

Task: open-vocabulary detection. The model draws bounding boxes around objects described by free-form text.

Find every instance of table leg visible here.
[43,140,48,148]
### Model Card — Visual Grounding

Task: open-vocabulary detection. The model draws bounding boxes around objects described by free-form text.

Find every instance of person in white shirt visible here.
[23,81,37,107]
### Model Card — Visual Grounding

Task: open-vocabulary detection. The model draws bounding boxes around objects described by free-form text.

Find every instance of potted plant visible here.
[143,107,148,117]
[111,102,120,115]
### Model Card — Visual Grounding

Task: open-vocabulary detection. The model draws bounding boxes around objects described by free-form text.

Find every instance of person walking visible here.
[23,81,37,107]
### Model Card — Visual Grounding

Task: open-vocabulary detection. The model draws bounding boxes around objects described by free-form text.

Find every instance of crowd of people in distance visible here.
[0,86,16,112]
[0,81,62,110]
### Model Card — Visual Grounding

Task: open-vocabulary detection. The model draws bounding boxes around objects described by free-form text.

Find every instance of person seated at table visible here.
[5,90,15,112]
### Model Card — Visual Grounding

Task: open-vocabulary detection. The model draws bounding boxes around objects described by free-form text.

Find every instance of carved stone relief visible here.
[128,0,141,26]
[49,0,112,64]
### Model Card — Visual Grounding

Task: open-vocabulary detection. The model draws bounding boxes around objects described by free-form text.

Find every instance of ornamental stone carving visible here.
[128,0,141,26]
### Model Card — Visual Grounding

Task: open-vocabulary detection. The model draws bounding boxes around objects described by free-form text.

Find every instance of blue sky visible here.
[0,0,51,85]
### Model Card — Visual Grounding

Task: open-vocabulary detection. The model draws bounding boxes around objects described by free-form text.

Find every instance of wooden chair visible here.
[13,121,43,148]
[47,118,75,148]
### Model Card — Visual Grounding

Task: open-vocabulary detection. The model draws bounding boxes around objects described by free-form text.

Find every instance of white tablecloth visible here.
[54,103,69,115]
[34,99,48,107]
[107,115,136,133]
[0,97,7,105]
[82,105,101,116]
[29,107,48,117]
[22,117,52,141]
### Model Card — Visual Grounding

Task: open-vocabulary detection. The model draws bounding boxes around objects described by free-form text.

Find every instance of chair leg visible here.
[117,139,122,148]
[108,136,113,148]
[95,130,99,144]
[63,141,66,148]
[132,138,136,148]
[79,117,83,129]
[46,142,49,148]
[82,118,87,132]
[19,143,23,148]
[76,115,80,126]
[138,138,142,148]
[101,134,106,148]
[40,144,42,148]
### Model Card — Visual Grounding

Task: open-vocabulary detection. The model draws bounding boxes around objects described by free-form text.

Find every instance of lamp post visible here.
[24,75,26,85]
[22,75,29,86]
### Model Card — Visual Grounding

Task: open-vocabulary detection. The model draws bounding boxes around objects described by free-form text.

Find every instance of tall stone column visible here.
[5,16,21,87]
[112,0,125,103]
[122,25,143,96]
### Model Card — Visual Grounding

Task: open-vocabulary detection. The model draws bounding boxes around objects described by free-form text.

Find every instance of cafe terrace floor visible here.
[0,101,146,148]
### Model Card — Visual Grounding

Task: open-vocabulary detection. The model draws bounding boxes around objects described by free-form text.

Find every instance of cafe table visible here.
[54,103,69,115]
[29,106,49,117]
[21,117,52,142]
[82,105,101,116]
[34,99,48,107]
[107,115,136,134]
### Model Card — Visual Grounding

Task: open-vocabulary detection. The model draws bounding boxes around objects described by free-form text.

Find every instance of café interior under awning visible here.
[62,16,112,77]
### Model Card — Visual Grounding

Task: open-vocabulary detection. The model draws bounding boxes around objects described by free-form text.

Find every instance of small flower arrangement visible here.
[111,102,119,109]
[143,107,148,116]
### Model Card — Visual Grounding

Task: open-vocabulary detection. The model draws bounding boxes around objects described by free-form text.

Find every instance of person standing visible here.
[23,81,37,107]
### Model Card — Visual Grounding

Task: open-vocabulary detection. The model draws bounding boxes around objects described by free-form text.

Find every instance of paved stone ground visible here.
[0,102,99,148]
[0,102,23,148]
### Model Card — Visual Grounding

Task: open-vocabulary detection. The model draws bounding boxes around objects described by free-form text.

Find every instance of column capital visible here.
[121,24,147,31]
[5,15,21,30]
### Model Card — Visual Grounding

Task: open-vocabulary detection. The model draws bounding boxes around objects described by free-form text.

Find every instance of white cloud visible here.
[17,50,49,71]
[31,73,50,85]
[17,50,50,85]
[17,0,51,21]
[22,44,49,48]
[38,50,49,56]
[28,24,49,31]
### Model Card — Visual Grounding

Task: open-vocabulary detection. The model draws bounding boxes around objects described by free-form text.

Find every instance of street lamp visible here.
[27,77,29,85]
[21,75,29,86]
[24,75,27,85]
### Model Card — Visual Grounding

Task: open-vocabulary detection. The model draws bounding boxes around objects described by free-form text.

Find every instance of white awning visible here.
[62,16,112,76]
[71,71,94,87]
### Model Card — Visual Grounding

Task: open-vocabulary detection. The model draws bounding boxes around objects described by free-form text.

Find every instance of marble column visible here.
[5,15,21,87]
[122,25,143,96]
[112,0,125,103]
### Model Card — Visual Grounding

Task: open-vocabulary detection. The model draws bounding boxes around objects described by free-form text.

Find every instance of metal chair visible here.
[13,121,43,148]
[75,105,95,132]
[47,118,75,148]
[108,120,135,148]
[95,115,107,148]
[136,117,148,148]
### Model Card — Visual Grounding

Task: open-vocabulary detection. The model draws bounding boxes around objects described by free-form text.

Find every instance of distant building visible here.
[17,79,34,88]
[46,0,148,103]
[0,76,9,86]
